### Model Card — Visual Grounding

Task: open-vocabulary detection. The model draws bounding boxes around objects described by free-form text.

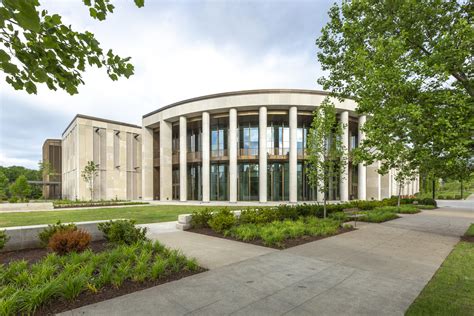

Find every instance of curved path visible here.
[62,207,473,316]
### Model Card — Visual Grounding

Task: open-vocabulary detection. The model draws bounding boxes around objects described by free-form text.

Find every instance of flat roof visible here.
[142,89,331,118]
[62,114,141,136]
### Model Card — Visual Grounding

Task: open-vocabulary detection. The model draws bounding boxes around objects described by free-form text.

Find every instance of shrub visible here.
[48,229,91,255]
[39,221,77,247]
[418,198,437,206]
[8,197,18,203]
[0,230,10,250]
[445,195,453,200]
[98,219,148,245]
[359,210,399,223]
[239,208,279,224]
[329,211,348,221]
[208,208,236,233]
[437,195,444,200]
[375,205,420,214]
[190,208,214,228]
[415,205,436,210]
[454,195,462,200]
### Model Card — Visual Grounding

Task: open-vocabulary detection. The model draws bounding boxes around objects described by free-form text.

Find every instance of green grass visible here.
[224,217,341,248]
[465,224,474,237]
[375,205,421,214]
[359,209,399,223]
[0,240,199,315]
[405,241,474,315]
[0,205,241,228]
[414,204,436,210]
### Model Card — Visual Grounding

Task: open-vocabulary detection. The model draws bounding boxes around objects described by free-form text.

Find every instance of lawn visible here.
[406,227,474,315]
[0,205,241,228]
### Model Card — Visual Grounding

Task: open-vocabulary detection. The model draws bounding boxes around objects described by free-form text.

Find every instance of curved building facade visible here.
[141,89,413,203]
[61,89,418,202]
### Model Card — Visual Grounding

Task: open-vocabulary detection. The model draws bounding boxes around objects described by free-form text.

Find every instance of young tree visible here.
[317,0,473,182]
[38,160,55,178]
[0,170,9,200]
[9,175,31,201]
[306,98,347,218]
[81,161,99,201]
[0,0,144,95]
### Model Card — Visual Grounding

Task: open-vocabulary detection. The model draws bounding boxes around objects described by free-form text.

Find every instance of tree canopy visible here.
[316,0,473,180]
[0,0,144,95]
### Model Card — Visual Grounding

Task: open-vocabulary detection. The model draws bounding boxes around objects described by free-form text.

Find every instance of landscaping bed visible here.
[53,200,149,209]
[189,223,354,249]
[461,224,474,243]
[0,220,205,315]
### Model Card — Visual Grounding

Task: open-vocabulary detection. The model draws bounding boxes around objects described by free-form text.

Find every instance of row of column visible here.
[159,107,368,203]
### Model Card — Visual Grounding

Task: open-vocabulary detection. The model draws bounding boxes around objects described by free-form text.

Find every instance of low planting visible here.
[358,210,399,223]
[465,224,474,238]
[225,217,342,248]
[38,221,77,247]
[414,204,436,210]
[53,199,148,209]
[98,219,148,245]
[374,205,420,214]
[0,240,200,315]
[0,230,9,250]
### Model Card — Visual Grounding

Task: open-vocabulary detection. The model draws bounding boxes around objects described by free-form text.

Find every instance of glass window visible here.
[211,117,228,158]
[210,163,229,200]
[187,164,202,200]
[238,163,259,200]
[267,162,289,201]
[238,116,259,157]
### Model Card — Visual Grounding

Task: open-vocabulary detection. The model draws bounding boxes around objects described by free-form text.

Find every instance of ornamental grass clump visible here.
[0,240,200,315]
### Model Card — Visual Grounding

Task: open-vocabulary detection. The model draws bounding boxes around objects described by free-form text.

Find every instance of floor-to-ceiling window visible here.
[348,119,359,200]
[172,167,179,200]
[211,117,228,158]
[267,162,289,201]
[297,162,317,201]
[267,114,289,157]
[210,163,229,200]
[238,163,259,200]
[238,115,259,158]
[187,164,202,200]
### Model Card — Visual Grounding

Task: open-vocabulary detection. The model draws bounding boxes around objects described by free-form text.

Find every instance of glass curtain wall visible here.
[297,162,317,201]
[266,114,289,156]
[187,164,202,200]
[238,163,259,200]
[211,117,228,158]
[349,120,359,199]
[187,120,202,159]
[210,163,229,200]
[267,162,289,201]
[297,115,315,200]
[238,116,259,157]
[172,167,179,200]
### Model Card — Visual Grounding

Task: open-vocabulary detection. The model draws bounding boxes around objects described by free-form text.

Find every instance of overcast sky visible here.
[0,0,335,169]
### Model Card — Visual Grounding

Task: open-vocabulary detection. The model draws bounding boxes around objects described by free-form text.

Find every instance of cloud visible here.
[0,0,334,169]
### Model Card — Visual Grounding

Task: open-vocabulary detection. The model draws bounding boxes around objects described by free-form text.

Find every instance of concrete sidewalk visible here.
[62,208,472,316]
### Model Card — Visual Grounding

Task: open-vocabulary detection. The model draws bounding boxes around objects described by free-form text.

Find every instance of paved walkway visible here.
[62,207,473,316]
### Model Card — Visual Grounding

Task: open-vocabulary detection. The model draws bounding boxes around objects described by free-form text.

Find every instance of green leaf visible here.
[0,50,11,62]
[14,0,41,32]
[134,0,145,8]
[1,62,19,75]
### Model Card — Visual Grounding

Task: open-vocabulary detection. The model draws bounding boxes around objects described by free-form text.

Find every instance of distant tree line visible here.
[0,165,43,201]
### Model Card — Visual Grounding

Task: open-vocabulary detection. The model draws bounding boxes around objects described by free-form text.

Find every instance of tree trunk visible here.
[432,179,436,200]
[323,197,327,219]
[461,180,464,199]
[397,183,402,210]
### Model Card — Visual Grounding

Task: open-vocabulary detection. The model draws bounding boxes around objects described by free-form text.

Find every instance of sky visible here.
[0,0,336,169]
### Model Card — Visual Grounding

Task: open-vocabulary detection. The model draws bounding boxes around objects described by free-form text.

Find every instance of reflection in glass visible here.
[210,163,229,200]
[267,162,289,201]
[238,163,259,200]
[187,164,202,200]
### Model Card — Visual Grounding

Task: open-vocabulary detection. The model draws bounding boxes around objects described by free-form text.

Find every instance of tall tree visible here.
[306,98,347,218]
[0,0,144,95]
[316,0,473,179]
[81,161,99,201]
[0,170,8,200]
[9,175,31,201]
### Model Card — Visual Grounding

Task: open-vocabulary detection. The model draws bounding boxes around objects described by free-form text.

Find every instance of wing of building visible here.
[48,89,419,202]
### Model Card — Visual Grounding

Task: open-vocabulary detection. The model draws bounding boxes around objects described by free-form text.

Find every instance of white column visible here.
[179,116,187,201]
[358,115,367,200]
[259,106,267,203]
[160,120,172,201]
[289,106,298,203]
[229,108,238,202]
[202,112,210,202]
[388,169,392,197]
[340,111,349,201]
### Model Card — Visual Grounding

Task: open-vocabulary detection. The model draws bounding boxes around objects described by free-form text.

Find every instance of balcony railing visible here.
[187,151,202,162]
[239,148,258,159]
[211,149,228,161]
[267,147,290,159]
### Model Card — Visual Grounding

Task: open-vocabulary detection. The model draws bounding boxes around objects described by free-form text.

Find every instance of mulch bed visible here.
[35,268,205,315]
[461,235,474,243]
[188,226,355,249]
[0,241,206,315]
[0,240,109,265]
